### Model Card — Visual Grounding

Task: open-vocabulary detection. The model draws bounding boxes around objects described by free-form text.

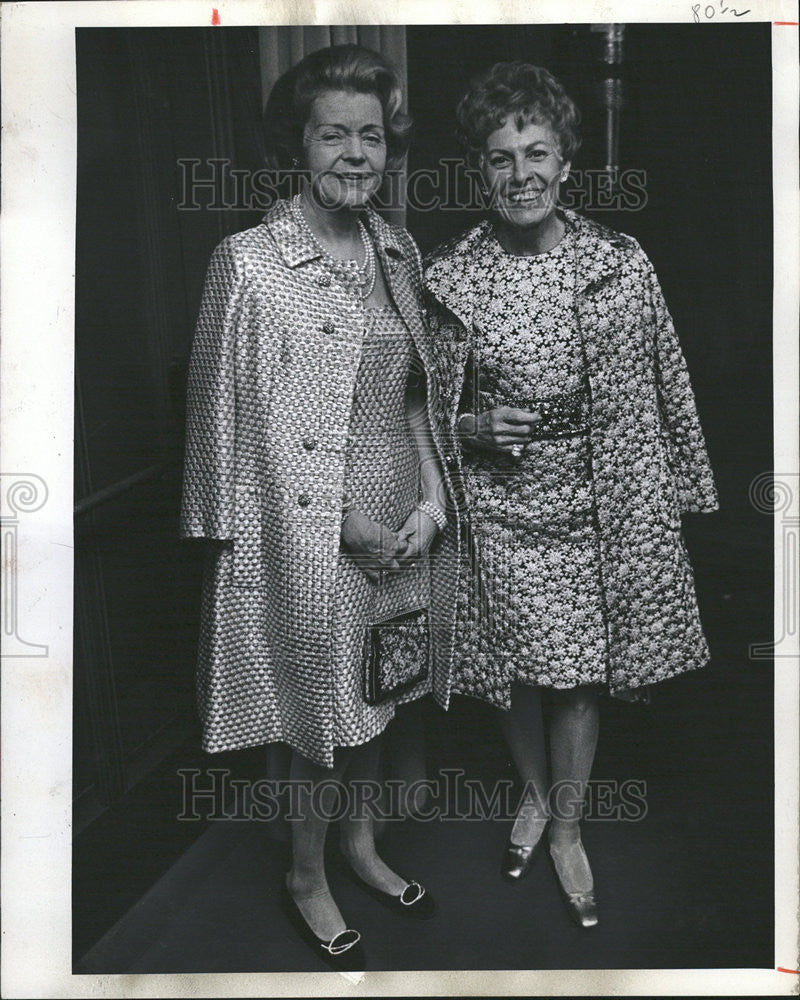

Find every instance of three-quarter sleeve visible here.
[179,237,245,540]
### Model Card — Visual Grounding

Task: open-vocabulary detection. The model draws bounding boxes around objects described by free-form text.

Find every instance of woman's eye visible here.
[488,157,511,169]
[363,134,385,146]
[322,132,344,144]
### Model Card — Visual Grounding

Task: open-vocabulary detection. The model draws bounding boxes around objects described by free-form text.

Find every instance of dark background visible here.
[74,24,773,972]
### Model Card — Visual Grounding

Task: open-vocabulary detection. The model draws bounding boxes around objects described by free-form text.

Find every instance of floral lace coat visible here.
[423,210,719,704]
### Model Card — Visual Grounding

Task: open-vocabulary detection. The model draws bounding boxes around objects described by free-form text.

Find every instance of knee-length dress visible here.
[461,227,608,688]
[330,303,431,746]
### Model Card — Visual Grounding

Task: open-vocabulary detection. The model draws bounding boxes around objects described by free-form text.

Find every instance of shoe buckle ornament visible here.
[324,929,361,955]
[400,881,425,906]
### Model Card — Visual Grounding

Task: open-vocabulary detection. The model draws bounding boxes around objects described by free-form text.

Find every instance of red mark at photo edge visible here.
[777,967,800,974]
[212,8,221,25]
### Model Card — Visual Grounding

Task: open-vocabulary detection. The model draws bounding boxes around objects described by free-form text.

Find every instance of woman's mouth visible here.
[506,188,545,204]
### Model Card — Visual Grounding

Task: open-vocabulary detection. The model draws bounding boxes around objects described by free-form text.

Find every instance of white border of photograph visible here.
[1,0,797,996]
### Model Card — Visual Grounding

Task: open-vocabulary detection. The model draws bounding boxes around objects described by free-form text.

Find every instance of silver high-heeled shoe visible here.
[501,822,548,882]
[548,839,599,928]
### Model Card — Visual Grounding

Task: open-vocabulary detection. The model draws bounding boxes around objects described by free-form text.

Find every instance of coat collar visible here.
[564,208,638,292]
[424,209,638,328]
[265,197,406,269]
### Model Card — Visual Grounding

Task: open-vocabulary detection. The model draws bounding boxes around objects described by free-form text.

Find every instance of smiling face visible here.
[301,89,387,210]
[480,117,568,232]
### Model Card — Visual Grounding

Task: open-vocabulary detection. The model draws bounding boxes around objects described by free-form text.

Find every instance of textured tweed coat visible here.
[424,209,719,704]
[180,198,460,767]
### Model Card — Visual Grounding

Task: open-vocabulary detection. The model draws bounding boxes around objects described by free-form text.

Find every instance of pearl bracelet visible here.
[417,499,448,533]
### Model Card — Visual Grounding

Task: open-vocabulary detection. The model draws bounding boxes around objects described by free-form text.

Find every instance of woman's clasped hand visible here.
[341,507,440,580]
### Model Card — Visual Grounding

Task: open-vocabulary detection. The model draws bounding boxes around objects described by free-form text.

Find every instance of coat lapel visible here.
[563,209,634,295]
[424,221,493,333]
[264,198,323,268]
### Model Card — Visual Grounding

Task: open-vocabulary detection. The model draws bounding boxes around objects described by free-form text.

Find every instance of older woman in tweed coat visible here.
[181,45,459,968]
[425,61,718,929]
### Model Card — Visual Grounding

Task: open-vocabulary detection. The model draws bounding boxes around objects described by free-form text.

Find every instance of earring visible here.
[291,156,300,169]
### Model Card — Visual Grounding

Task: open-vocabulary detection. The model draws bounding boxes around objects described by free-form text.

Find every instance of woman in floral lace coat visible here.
[424,61,718,928]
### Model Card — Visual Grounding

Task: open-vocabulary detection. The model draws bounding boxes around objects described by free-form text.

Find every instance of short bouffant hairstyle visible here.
[455,61,581,164]
[263,44,412,171]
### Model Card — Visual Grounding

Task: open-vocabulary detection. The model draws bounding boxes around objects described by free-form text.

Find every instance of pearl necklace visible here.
[291,195,377,300]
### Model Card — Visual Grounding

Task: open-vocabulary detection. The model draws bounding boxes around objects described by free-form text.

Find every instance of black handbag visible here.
[362,607,430,705]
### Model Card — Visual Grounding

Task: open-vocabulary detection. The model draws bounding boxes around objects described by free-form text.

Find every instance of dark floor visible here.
[76,570,774,975]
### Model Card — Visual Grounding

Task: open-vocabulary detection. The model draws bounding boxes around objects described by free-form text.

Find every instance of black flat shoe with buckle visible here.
[349,870,436,919]
[280,884,366,971]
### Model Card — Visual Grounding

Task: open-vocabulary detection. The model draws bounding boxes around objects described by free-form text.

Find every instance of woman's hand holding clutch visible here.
[341,510,402,582]
[458,407,541,457]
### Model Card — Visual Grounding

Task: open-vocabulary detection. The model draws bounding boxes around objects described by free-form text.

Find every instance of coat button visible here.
[316,275,331,287]
[298,493,311,507]
[453,327,467,343]
[302,438,316,451]
[322,320,335,334]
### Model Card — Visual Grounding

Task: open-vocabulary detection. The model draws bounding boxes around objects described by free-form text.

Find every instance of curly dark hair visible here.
[455,61,581,164]
[263,44,412,171]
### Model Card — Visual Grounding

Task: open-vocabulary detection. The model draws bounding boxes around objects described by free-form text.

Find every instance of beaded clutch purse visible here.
[475,384,588,441]
[526,386,588,440]
[362,607,430,705]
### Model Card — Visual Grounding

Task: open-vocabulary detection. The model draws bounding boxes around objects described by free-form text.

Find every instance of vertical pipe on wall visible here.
[590,23,625,180]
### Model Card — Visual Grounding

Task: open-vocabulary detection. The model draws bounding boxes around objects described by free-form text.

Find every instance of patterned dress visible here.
[462,226,608,688]
[331,303,431,745]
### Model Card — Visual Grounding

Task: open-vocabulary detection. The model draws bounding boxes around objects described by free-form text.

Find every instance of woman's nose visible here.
[342,135,365,161]
[512,157,531,185]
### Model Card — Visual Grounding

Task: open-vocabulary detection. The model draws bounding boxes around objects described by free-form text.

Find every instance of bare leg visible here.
[265,742,291,842]
[286,746,353,940]
[548,685,600,844]
[340,733,407,895]
[497,681,550,846]
[387,701,430,817]
[547,685,600,895]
